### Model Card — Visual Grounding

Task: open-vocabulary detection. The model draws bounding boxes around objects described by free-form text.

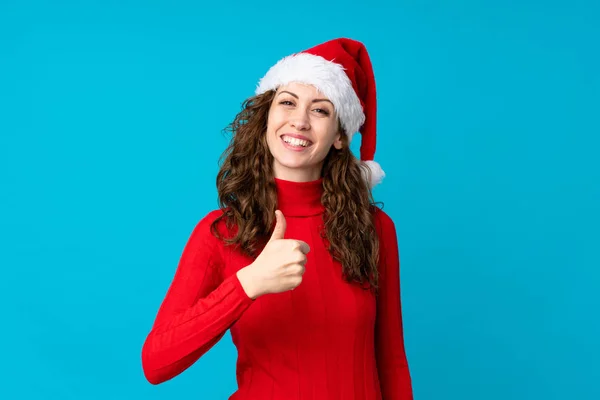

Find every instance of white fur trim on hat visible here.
[361,160,385,188]
[255,53,365,142]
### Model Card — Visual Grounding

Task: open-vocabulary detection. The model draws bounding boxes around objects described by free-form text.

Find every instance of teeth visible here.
[283,136,309,147]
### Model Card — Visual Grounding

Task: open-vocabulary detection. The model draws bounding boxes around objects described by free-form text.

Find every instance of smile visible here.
[281,135,313,151]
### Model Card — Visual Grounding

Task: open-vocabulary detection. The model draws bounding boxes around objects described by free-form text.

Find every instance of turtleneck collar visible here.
[274,177,325,217]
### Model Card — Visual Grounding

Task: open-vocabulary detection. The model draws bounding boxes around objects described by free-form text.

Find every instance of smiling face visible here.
[265,82,343,182]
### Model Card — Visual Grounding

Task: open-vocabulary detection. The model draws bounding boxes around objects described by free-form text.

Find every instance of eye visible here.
[314,108,330,116]
[279,100,294,106]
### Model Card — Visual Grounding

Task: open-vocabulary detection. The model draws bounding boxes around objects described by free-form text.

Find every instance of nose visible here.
[289,108,310,131]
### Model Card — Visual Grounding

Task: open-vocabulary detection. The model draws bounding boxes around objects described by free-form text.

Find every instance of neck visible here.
[272,164,323,182]
[274,176,325,217]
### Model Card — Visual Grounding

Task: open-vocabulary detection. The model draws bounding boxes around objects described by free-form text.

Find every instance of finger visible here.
[290,265,305,278]
[296,254,308,266]
[285,262,305,275]
[290,276,303,288]
[291,240,310,255]
[297,240,310,254]
[269,210,287,241]
[298,264,306,275]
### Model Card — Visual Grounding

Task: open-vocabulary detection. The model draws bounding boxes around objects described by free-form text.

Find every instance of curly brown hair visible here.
[210,90,382,292]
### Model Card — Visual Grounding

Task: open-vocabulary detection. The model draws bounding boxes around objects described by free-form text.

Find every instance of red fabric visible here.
[141,178,413,399]
[304,38,378,163]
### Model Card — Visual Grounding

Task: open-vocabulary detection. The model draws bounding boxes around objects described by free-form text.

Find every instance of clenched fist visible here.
[237,210,310,299]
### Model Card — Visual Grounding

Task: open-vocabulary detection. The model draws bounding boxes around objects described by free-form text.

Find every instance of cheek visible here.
[266,112,282,147]
[267,109,286,131]
[317,121,341,147]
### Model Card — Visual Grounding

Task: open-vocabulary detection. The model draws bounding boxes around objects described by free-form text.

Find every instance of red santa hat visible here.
[255,38,385,188]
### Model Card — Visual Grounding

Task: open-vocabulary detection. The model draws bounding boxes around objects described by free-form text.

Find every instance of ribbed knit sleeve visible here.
[141,210,254,385]
[374,209,414,400]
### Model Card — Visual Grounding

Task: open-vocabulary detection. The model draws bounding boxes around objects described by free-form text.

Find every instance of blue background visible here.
[1,0,598,399]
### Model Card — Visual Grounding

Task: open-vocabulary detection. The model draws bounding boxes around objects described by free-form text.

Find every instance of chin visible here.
[275,157,306,169]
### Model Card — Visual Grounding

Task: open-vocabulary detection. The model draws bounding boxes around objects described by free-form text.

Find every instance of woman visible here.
[141,38,414,399]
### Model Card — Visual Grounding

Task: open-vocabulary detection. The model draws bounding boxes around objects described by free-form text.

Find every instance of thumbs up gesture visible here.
[236,210,310,299]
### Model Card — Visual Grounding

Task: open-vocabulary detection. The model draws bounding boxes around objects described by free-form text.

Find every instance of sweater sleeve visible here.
[374,209,414,400]
[141,210,254,385]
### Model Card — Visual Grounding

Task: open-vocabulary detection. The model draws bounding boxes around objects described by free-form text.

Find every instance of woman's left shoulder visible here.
[370,204,396,232]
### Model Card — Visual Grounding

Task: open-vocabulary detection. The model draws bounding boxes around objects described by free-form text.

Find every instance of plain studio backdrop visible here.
[1,0,598,399]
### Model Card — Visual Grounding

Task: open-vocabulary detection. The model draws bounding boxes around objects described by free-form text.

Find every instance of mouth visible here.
[280,134,313,151]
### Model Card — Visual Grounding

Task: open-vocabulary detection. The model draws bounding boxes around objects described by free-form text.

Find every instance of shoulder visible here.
[193,209,224,231]
[199,209,226,225]
[370,206,400,275]
[187,209,229,245]
[371,205,397,236]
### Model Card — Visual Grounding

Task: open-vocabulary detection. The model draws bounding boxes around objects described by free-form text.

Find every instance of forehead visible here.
[277,82,328,99]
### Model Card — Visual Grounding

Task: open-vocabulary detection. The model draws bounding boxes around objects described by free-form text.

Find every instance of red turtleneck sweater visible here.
[141,178,413,399]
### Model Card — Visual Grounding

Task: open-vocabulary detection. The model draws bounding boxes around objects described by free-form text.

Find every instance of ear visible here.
[333,132,343,150]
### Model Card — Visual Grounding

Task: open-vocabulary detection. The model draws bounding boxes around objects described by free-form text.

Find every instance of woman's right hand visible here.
[236,210,310,299]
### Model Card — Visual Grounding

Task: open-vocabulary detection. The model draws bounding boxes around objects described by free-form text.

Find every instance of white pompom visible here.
[361,160,385,188]
[346,130,356,144]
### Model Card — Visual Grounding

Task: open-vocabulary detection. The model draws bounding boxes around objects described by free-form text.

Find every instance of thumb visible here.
[269,210,286,241]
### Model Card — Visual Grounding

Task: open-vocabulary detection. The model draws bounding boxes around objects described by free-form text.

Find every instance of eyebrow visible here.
[277,90,333,105]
